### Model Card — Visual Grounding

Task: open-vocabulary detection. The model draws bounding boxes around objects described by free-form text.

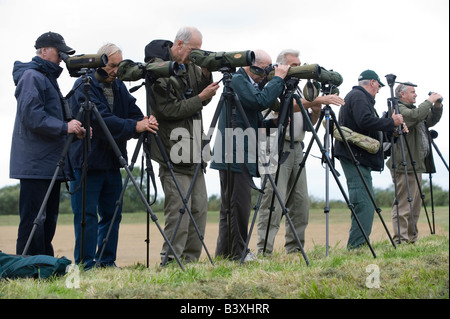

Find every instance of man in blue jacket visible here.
[68,43,158,269]
[11,31,85,256]
[210,50,289,261]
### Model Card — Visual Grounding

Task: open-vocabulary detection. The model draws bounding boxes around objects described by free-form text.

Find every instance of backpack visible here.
[0,251,71,279]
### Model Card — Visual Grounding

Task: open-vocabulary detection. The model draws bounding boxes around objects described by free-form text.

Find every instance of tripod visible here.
[431,129,449,234]
[270,82,396,258]
[243,77,310,265]
[317,101,394,254]
[385,74,429,243]
[428,129,448,234]
[23,69,185,270]
[429,130,449,172]
[97,71,214,269]
[204,67,264,259]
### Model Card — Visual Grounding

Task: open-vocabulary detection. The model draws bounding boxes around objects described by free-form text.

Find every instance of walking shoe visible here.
[243,250,258,262]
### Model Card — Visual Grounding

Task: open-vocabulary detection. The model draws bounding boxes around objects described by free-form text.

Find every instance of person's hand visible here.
[198,82,220,102]
[67,120,86,135]
[392,110,404,127]
[428,92,443,106]
[136,116,159,134]
[75,126,90,140]
[402,122,409,134]
[274,64,290,80]
[148,115,159,134]
[319,94,345,107]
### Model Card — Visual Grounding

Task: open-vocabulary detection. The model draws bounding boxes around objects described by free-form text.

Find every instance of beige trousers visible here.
[390,172,422,243]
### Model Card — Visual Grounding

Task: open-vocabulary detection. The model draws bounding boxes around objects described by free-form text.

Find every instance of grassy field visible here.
[0,207,448,303]
[1,206,448,229]
[0,235,448,301]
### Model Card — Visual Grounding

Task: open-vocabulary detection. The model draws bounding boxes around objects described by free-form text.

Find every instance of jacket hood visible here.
[12,56,63,86]
[144,39,173,62]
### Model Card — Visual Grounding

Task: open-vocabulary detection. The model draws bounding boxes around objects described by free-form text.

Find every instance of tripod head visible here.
[216,66,236,84]
[385,73,418,116]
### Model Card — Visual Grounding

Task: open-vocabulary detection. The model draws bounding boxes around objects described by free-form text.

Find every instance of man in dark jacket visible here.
[68,43,158,269]
[386,84,442,244]
[145,27,219,264]
[334,70,404,249]
[210,50,290,261]
[11,31,85,256]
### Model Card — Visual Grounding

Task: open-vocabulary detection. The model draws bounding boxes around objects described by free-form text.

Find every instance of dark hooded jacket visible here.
[68,69,144,171]
[334,85,396,172]
[10,56,70,180]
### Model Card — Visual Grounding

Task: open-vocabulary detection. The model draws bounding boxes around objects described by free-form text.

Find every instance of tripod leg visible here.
[91,106,185,270]
[22,157,71,256]
[403,134,433,234]
[390,138,402,244]
[396,133,417,236]
[294,97,376,258]
[152,133,214,266]
[267,173,309,265]
[330,109,396,249]
[262,95,294,254]
[431,140,449,171]
[96,134,145,267]
[429,173,436,234]
[22,104,85,256]
[324,109,332,256]
[262,162,282,255]
[239,175,268,264]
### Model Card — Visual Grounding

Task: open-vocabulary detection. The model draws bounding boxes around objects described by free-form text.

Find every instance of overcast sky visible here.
[0,0,448,201]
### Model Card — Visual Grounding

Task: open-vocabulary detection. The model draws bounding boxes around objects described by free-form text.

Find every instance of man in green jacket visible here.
[386,84,443,244]
[145,26,219,263]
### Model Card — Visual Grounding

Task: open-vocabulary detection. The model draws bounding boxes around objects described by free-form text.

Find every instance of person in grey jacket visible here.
[386,84,443,244]
[11,31,85,256]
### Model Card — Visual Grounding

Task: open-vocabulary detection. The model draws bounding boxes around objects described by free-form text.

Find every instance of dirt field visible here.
[0,221,444,267]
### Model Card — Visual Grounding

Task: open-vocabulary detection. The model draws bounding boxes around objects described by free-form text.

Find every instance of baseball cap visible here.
[358,70,385,87]
[35,31,75,55]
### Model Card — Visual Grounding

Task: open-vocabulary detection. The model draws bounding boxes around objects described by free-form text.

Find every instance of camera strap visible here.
[39,68,73,121]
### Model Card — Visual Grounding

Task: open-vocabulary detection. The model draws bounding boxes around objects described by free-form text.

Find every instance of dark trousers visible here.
[215,170,252,260]
[70,169,122,269]
[16,179,61,256]
[340,157,375,249]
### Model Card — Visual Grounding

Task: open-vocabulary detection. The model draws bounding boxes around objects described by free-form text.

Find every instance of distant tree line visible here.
[0,168,448,216]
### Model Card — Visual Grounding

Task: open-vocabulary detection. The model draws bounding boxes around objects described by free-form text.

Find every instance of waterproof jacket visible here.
[68,69,143,171]
[10,56,70,180]
[334,86,396,172]
[386,99,442,173]
[145,40,213,175]
[210,67,284,176]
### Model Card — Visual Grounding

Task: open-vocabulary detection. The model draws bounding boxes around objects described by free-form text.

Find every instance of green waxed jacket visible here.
[386,99,443,173]
[147,42,213,175]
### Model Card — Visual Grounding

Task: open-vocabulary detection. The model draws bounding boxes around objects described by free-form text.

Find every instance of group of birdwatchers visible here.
[11,27,443,269]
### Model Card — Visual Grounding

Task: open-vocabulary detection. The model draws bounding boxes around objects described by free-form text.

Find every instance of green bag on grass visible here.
[0,251,71,279]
